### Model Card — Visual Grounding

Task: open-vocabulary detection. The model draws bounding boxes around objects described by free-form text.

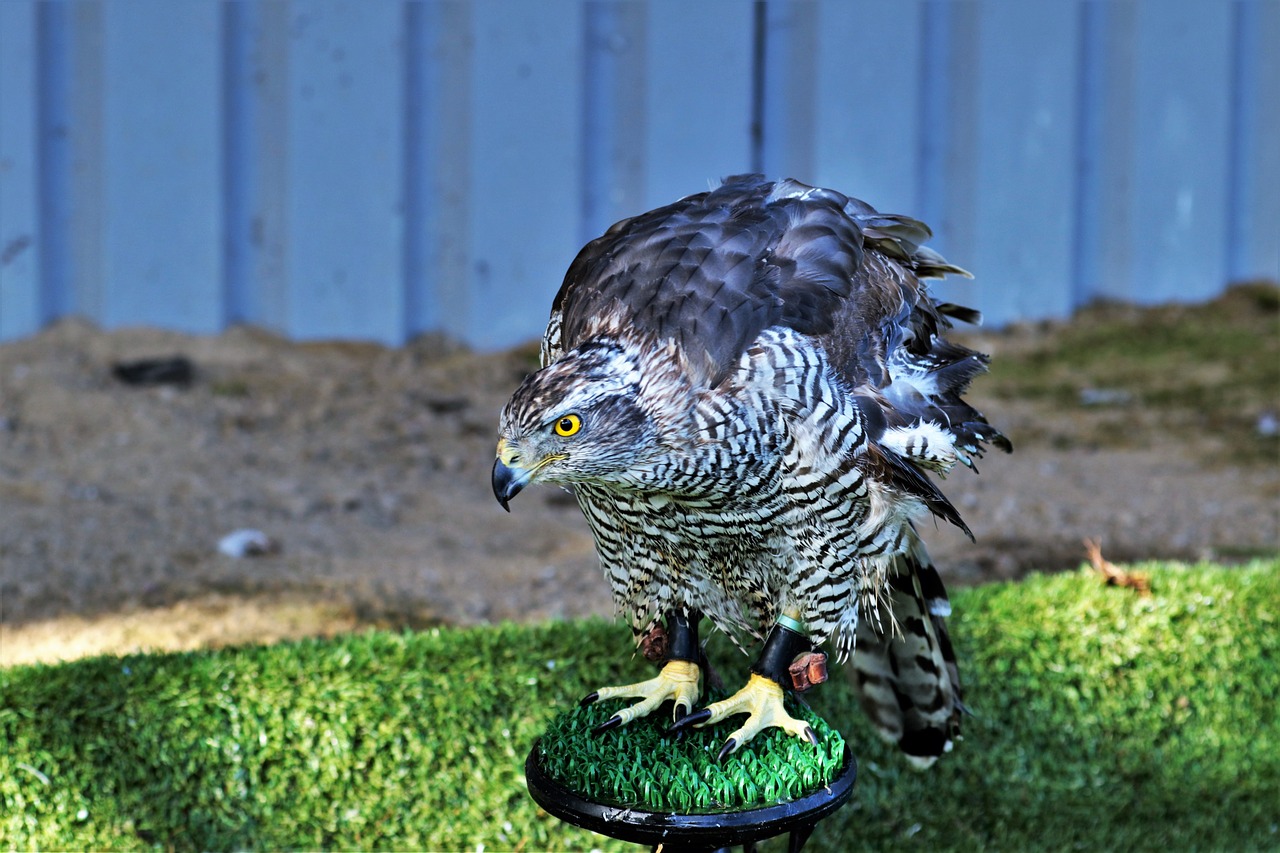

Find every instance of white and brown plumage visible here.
[493,175,1009,764]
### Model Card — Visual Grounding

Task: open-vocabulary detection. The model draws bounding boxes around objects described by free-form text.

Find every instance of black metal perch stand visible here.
[525,741,855,853]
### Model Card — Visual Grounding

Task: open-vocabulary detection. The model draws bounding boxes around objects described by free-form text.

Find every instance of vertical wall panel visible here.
[222,1,290,331]
[403,0,472,341]
[968,0,1080,326]
[580,1,649,245]
[466,0,584,349]
[758,0,817,183]
[0,1,42,339]
[1227,0,1280,283]
[915,0,981,268]
[812,0,925,219]
[1072,1,1112,307]
[284,1,406,341]
[1076,1,1139,303]
[642,0,755,208]
[100,1,223,332]
[36,1,105,325]
[1127,1,1234,304]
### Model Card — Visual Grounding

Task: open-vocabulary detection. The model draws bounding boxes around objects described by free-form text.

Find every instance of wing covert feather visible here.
[548,174,1008,462]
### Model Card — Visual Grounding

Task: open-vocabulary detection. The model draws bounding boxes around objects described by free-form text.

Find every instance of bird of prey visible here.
[493,175,1009,765]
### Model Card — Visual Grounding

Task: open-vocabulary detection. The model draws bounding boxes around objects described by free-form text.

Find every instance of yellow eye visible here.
[553,414,582,437]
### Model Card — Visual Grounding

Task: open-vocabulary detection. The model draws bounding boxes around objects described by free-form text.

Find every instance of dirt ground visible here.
[2,291,1277,666]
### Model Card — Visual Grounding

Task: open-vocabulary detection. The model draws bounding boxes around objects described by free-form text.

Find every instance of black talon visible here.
[673,703,688,723]
[592,714,623,735]
[668,707,712,733]
[716,738,738,762]
[803,724,819,747]
[579,691,599,707]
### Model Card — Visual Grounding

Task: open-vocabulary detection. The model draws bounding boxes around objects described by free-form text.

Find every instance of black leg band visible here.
[751,621,815,686]
[666,608,701,663]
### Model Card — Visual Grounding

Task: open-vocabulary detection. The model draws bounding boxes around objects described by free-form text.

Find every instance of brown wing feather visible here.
[553,175,864,384]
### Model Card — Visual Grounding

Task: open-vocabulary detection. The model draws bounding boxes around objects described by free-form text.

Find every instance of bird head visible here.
[493,340,657,510]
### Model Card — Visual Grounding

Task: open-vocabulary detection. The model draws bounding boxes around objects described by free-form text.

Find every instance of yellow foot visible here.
[675,672,819,760]
[581,659,702,732]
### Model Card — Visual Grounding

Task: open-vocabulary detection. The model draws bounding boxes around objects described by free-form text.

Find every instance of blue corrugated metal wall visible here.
[1,0,1277,348]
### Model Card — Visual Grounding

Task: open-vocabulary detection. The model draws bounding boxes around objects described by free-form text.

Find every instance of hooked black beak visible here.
[491,456,528,512]
[492,438,535,512]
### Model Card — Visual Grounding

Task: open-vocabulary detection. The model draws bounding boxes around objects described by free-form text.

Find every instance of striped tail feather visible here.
[850,537,964,768]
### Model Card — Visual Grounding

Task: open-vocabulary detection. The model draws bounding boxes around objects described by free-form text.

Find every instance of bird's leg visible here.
[672,613,819,760]
[582,609,703,732]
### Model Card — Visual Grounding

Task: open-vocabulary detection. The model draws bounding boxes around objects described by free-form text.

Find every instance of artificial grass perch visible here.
[538,692,846,814]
